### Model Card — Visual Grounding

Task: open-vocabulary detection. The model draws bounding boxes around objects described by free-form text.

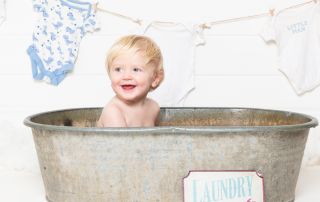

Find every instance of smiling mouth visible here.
[121,84,136,90]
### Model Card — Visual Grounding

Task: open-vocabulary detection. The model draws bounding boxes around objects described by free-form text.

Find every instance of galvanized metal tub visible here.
[24,107,318,202]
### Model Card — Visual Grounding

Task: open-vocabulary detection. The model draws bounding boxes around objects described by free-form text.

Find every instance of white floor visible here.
[0,167,319,202]
[294,166,320,201]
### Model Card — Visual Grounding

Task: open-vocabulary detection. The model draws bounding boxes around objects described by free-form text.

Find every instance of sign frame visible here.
[183,170,265,202]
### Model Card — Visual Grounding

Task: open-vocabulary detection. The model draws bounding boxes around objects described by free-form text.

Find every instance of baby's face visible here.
[109,51,158,103]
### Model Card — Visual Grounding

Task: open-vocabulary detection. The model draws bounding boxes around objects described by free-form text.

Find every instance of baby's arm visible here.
[97,105,127,127]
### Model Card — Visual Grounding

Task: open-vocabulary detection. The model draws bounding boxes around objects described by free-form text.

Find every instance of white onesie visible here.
[0,0,5,25]
[260,2,320,95]
[137,21,205,106]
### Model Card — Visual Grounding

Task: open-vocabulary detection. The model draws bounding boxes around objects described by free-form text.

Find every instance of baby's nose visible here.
[123,70,133,79]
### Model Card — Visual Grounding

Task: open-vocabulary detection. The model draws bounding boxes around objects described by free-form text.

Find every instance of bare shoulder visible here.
[146,98,160,115]
[145,98,161,126]
[97,100,126,127]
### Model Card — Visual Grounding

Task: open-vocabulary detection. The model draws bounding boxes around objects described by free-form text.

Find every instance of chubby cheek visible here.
[110,80,121,92]
[110,75,120,85]
[139,79,153,89]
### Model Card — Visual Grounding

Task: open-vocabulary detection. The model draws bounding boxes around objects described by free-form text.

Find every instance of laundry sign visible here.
[183,170,264,202]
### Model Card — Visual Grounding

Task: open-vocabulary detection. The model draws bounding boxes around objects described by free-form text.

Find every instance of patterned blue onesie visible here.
[27,0,99,85]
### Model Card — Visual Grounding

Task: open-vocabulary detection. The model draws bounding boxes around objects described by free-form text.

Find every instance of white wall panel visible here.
[0,75,112,109]
[195,36,279,75]
[185,75,320,109]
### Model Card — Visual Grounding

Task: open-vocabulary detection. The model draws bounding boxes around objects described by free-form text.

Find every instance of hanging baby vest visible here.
[27,0,99,85]
[260,2,320,95]
[137,21,205,106]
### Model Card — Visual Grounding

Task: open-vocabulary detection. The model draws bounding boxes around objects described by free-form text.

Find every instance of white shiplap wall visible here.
[0,0,319,174]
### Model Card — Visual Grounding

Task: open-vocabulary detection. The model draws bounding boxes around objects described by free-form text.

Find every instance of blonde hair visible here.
[106,35,164,90]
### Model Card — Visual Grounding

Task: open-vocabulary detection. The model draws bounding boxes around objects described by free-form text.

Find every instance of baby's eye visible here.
[114,67,122,72]
[133,67,142,72]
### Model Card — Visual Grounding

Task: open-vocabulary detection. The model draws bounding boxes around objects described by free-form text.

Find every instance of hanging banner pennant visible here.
[183,170,264,202]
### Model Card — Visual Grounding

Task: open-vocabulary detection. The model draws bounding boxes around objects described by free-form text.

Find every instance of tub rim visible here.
[23,107,318,133]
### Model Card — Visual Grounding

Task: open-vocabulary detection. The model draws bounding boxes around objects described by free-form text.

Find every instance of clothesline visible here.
[202,0,316,28]
[95,0,317,30]
[94,4,142,25]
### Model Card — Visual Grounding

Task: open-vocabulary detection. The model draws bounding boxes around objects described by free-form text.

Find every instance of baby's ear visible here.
[152,69,164,89]
[151,77,160,89]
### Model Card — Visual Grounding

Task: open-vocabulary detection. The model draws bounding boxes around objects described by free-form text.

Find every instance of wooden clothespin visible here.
[199,23,211,30]
[134,19,143,26]
[269,8,275,16]
[93,2,99,12]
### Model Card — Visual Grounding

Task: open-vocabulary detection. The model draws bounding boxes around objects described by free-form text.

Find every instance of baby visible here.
[97,35,164,127]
